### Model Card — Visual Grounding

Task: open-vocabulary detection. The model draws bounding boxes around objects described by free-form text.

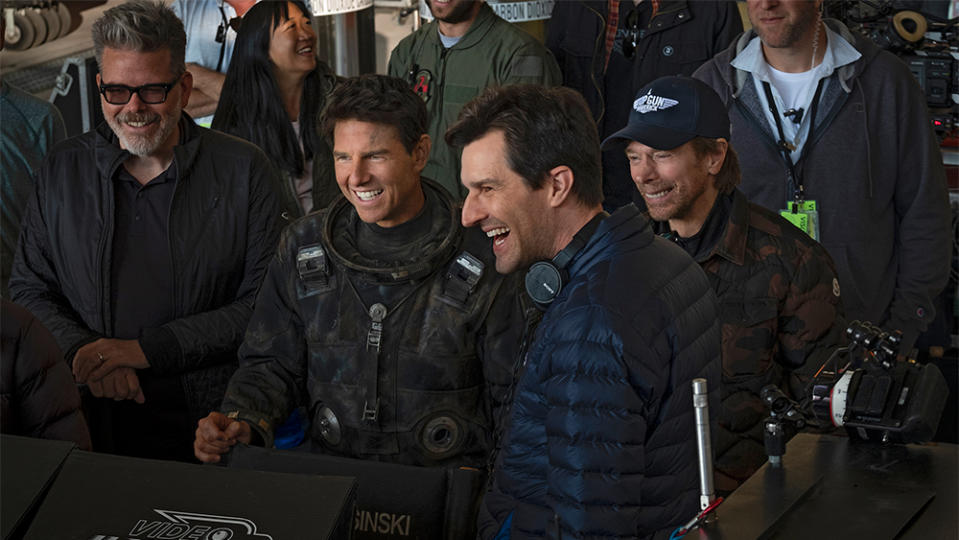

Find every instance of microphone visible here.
[783,107,804,124]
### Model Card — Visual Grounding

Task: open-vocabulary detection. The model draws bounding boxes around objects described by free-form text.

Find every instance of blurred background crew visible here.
[388,0,561,199]
[9,0,282,462]
[212,0,339,219]
[172,0,256,125]
[1,8,67,298]
[547,0,742,212]
[2,299,92,450]
[0,78,66,298]
[604,75,845,494]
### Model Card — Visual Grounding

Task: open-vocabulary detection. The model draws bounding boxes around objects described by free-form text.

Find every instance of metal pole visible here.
[692,378,716,510]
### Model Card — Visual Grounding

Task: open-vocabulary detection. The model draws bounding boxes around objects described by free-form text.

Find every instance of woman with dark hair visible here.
[212,0,338,218]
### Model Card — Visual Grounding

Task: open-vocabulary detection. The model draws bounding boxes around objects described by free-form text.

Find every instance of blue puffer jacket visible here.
[480,205,721,539]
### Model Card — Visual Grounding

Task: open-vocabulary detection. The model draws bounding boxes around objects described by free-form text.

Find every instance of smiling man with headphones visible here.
[448,84,721,540]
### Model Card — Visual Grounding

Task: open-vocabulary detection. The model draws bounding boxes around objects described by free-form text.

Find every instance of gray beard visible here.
[108,113,178,157]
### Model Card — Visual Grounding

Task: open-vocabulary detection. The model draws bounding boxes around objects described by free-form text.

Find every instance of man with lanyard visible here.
[604,75,845,494]
[546,0,742,212]
[695,0,950,355]
[172,0,256,125]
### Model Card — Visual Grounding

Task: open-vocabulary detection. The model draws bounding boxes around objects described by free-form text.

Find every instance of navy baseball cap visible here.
[601,76,730,151]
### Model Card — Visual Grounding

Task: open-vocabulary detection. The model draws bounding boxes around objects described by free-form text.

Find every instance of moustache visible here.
[117,112,160,125]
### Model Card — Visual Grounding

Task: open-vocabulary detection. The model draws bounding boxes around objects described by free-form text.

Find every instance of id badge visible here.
[780,200,820,241]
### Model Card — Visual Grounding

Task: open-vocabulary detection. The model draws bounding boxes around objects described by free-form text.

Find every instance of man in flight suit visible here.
[194,75,530,469]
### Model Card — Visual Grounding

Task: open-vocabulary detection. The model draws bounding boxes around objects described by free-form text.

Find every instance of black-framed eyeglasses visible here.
[622,9,641,59]
[98,77,181,105]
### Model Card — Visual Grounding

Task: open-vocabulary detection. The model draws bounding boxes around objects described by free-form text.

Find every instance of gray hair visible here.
[91,0,186,76]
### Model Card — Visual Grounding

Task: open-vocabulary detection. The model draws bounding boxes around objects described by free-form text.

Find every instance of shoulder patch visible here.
[296,244,328,282]
[442,251,485,305]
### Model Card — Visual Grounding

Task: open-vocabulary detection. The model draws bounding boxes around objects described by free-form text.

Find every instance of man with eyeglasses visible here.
[546,0,742,212]
[9,0,283,462]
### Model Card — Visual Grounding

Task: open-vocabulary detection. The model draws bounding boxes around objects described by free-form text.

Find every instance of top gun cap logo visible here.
[633,90,679,114]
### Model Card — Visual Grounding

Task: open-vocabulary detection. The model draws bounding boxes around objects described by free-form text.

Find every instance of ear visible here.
[706,139,728,176]
[412,134,431,172]
[544,165,575,209]
[179,71,194,108]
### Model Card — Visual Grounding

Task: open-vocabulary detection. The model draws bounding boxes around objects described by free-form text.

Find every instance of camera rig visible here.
[762,321,949,464]
[825,1,958,138]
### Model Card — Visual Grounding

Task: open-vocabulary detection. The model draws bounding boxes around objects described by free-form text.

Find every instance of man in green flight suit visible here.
[388,0,561,199]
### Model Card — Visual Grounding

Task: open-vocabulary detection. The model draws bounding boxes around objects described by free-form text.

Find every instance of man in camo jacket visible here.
[604,75,845,494]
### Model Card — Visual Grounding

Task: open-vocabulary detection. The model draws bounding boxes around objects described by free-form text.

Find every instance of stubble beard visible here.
[754,8,818,49]
[429,0,477,24]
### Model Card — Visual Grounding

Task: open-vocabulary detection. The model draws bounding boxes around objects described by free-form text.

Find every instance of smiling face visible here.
[98,47,190,158]
[333,119,428,228]
[747,0,820,49]
[460,130,555,275]
[268,2,316,78]
[627,139,721,237]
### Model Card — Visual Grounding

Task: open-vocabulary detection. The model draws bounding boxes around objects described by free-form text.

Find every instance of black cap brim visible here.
[600,122,696,152]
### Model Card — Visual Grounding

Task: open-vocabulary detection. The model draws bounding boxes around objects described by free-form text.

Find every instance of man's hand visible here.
[194,412,252,463]
[86,367,146,403]
[73,338,149,383]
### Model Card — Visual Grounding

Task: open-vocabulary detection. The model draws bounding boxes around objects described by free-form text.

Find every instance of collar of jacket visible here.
[565,203,654,279]
[646,0,693,35]
[648,189,739,264]
[720,18,879,98]
[705,188,749,266]
[322,177,462,283]
[424,2,498,51]
[94,112,202,181]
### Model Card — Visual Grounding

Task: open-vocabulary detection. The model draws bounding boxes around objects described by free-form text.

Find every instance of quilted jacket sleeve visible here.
[541,305,654,538]
[1,299,91,450]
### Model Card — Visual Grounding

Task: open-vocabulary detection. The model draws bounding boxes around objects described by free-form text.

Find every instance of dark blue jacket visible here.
[480,205,721,539]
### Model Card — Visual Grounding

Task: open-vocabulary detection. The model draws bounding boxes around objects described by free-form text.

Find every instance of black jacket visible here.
[9,117,283,419]
[547,0,742,210]
[1,299,91,449]
[221,181,533,467]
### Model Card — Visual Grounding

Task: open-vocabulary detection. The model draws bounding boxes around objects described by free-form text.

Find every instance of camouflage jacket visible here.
[221,181,531,468]
[662,189,845,493]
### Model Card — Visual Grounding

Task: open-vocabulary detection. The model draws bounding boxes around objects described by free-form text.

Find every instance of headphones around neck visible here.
[525,212,607,311]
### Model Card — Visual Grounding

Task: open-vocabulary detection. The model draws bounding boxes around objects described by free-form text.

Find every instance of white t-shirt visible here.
[731,24,861,164]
